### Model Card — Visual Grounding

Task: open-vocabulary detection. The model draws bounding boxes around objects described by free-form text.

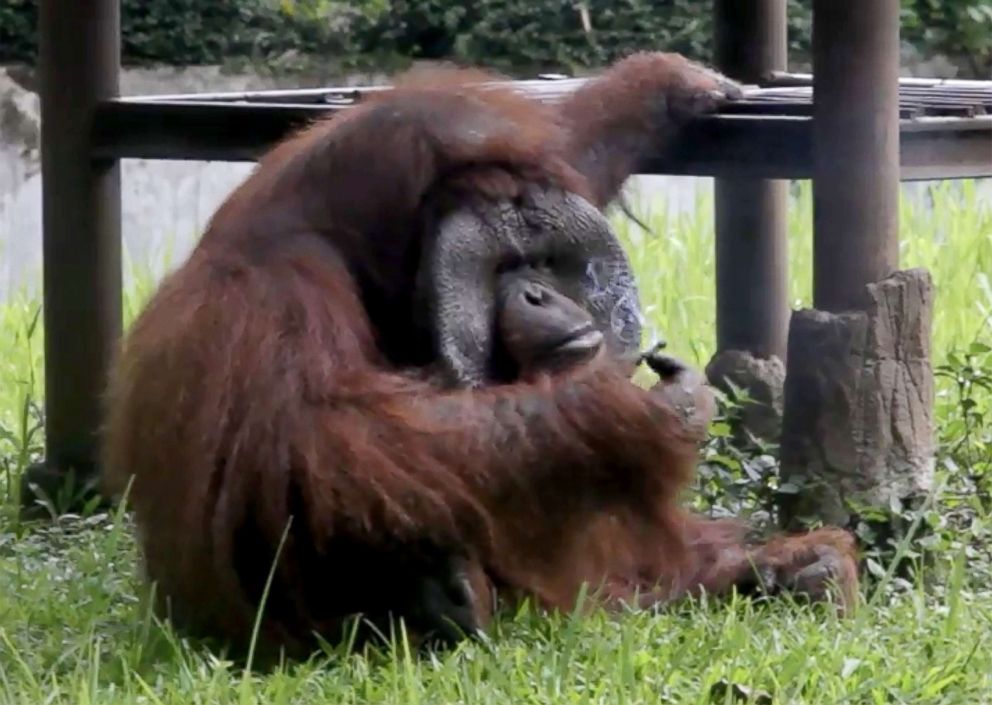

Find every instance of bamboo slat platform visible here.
[92,71,992,181]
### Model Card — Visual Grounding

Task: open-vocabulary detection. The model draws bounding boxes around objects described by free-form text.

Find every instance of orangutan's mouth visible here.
[543,324,604,363]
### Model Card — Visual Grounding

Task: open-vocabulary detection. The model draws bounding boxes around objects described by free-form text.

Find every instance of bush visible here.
[900,0,992,77]
[1,0,989,77]
[0,0,368,66]
[369,0,822,72]
[0,1,35,63]
[374,0,989,76]
[373,0,716,73]
[326,0,989,76]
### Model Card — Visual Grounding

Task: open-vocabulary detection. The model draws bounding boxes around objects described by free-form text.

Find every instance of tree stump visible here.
[778,268,935,531]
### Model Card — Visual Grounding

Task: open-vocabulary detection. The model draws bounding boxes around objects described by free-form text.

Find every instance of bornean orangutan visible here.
[100,52,860,659]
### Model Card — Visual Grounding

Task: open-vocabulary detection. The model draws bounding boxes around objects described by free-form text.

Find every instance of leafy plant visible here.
[0,0,371,66]
[692,381,783,531]
[1,0,988,77]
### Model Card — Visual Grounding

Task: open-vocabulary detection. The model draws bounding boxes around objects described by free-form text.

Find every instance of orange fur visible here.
[101,53,858,659]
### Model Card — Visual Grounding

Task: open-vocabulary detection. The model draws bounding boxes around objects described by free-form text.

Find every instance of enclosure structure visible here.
[27,0,992,518]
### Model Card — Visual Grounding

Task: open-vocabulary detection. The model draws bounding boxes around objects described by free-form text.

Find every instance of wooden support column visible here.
[712,0,789,360]
[706,0,790,444]
[812,0,900,310]
[22,0,122,515]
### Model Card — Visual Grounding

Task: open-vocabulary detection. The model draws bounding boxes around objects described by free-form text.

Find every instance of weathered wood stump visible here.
[779,268,935,531]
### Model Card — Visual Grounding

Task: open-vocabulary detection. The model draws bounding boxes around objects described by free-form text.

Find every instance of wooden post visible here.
[812,0,901,310]
[712,0,789,360]
[706,0,790,444]
[22,0,122,515]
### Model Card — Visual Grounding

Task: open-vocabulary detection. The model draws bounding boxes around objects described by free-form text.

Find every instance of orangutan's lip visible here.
[553,325,603,354]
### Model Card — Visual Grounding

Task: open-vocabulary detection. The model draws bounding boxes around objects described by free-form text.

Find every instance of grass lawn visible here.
[0,180,990,704]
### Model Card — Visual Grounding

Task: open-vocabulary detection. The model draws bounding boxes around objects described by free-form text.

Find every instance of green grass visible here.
[0,179,990,704]
[619,179,992,368]
[1,515,989,704]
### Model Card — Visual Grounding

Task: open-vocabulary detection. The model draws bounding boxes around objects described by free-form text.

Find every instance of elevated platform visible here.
[92,72,992,181]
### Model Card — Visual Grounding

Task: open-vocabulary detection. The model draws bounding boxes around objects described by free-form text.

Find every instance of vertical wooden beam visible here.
[712,0,790,360]
[812,0,900,312]
[26,0,122,510]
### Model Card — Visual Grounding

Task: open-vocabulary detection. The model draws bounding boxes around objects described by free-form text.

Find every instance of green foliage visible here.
[119,0,353,66]
[0,0,35,63]
[0,0,372,66]
[692,381,784,529]
[1,0,989,76]
[900,0,992,76]
[374,0,717,73]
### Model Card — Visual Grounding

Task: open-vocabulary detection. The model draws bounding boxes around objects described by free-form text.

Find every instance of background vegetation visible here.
[2,0,991,77]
